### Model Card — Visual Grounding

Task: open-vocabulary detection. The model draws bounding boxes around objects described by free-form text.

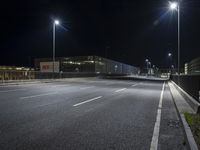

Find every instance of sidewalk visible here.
[158,83,187,150]
[168,81,199,150]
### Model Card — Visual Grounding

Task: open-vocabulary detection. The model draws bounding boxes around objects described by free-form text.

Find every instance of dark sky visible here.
[0,0,200,68]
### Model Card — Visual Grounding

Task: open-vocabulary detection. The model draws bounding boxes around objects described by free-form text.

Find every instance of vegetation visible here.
[184,112,200,149]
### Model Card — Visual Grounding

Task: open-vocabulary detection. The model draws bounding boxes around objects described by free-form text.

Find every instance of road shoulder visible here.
[168,81,198,150]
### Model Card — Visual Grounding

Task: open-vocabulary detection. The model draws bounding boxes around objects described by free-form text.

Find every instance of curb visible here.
[0,77,98,86]
[0,80,54,86]
[168,81,198,150]
[180,114,199,150]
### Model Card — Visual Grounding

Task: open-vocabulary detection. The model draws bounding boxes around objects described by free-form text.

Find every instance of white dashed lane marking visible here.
[73,96,102,107]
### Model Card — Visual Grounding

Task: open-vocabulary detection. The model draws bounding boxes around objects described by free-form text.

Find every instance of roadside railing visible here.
[171,74,200,102]
[0,70,100,82]
[0,70,35,81]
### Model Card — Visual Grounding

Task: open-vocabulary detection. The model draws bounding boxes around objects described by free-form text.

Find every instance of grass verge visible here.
[184,112,200,149]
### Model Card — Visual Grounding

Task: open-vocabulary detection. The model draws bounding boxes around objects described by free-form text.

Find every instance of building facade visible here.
[34,56,139,75]
[185,57,200,74]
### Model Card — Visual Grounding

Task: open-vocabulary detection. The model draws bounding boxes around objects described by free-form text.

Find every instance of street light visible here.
[55,20,59,25]
[145,59,149,75]
[148,61,151,75]
[169,1,180,76]
[168,52,173,71]
[53,19,60,75]
[169,2,178,10]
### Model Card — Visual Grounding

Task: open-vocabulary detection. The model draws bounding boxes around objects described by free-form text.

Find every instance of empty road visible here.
[0,78,186,150]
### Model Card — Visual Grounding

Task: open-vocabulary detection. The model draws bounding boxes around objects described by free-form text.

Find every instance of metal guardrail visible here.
[171,74,200,102]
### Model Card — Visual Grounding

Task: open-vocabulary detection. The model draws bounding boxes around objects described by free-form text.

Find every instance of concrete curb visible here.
[0,80,42,86]
[102,76,168,82]
[180,114,199,150]
[0,79,59,86]
[0,77,98,86]
[168,81,199,150]
[171,81,200,113]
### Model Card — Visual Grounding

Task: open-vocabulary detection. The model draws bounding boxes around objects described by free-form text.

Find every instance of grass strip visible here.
[184,112,200,149]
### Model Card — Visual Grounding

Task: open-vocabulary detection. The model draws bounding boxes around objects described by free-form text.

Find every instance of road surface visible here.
[0,78,186,150]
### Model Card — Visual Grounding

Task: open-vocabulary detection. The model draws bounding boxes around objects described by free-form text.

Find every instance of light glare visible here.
[54,20,60,25]
[169,2,178,10]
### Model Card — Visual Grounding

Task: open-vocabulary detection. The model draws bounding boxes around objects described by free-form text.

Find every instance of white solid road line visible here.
[73,96,102,107]
[150,82,165,150]
[115,88,127,93]
[0,89,26,93]
[20,92,57,100]
[131,82,142,87]
[80,86,94,90]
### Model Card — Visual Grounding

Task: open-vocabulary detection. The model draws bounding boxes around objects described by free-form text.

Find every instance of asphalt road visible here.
[0,78,186,150]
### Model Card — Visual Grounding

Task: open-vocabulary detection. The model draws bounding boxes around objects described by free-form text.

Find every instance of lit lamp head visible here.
[168,53,172,57]
[169,2,178,10]
[145,59,149,62]
[54,20,60,25]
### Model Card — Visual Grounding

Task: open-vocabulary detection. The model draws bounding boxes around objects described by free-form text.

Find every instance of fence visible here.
[171,74,200,101]
[0,70,35,81]
[1,70,138,83]
[0,70,100,81]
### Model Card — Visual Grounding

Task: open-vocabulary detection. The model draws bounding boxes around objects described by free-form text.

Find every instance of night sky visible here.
[0,0,200,68]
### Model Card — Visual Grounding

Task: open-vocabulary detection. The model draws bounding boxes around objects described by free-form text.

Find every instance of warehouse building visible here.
[185,57,200,75]
[34,56,139,75]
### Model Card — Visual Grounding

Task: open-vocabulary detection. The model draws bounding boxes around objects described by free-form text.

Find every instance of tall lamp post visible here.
[169,1,180,76]
[148,61,151,75]
[168,52,172,73]
[145,59,149,76]
[53,20,60,75]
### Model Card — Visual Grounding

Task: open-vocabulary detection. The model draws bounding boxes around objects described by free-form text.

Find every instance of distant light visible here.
[168,53,172,57]
[145,59,149,62]
[54,20,60,25]
[169,2,178,10]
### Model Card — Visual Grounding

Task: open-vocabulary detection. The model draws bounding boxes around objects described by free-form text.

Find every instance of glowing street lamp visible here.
[53,20,60,75]
[168,53,172,57]
[54,20,60,25]
[169,1,180,77]
[145,59,149,76]
[169,2,178,10]
[168,53,173,74]
[148,61,152,75]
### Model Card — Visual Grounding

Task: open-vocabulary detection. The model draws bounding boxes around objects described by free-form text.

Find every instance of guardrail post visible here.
[199,91,200,102]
